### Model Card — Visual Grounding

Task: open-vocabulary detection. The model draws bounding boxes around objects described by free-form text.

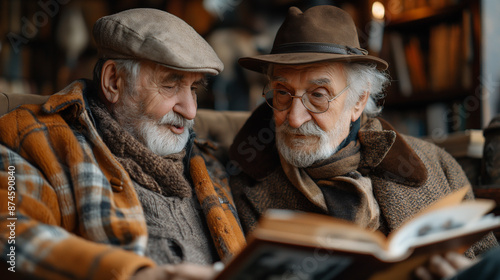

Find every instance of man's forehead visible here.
[154,65,206,83]
[272,62,343,74]
[270,75,331,86]
[271,63,344,85]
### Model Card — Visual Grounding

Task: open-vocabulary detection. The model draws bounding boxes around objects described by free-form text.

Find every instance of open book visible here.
[216,187,500,280]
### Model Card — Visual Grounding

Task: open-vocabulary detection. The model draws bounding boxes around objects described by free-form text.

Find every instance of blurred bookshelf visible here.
[0,0,223,98]
[0,0,296,110]
[0,0,109,96]
[377,0,482,137]
[0,0,486,120]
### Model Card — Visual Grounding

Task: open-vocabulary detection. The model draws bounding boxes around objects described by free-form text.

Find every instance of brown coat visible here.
[229,104,498,258]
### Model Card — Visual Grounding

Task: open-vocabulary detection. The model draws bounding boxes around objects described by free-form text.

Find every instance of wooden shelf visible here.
[378,0,482,133]
[385,4,465,30]
[474,187,500,202]
[384,88,471,108]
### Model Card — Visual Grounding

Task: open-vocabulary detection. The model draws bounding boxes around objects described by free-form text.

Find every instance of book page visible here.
[386,199,497,258]
[383,186,468,256]
[257,209,388,252]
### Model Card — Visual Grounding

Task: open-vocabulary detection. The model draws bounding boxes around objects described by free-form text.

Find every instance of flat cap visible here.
[93,8,223,75]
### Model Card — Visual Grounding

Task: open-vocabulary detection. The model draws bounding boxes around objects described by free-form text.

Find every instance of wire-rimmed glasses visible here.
[262,84,350,113]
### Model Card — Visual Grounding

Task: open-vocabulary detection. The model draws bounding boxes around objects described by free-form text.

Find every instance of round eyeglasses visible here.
[262,84,351,114]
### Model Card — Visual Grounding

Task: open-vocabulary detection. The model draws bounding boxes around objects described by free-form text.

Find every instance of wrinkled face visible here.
[271,63,358,167]
[114,61,205,156]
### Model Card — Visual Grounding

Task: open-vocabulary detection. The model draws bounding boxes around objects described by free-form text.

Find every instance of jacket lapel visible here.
[359,118,428,187]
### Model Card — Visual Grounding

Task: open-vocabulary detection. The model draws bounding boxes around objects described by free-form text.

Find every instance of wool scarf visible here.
[89,98,192,198]
[280,119,381,231]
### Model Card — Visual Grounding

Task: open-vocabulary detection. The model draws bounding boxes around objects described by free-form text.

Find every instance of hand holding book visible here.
[216,187,500,280]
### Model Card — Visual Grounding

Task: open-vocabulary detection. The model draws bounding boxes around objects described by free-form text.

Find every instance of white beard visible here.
[138,111,193,156]
[114,95,193,156]
[276,111,351,168]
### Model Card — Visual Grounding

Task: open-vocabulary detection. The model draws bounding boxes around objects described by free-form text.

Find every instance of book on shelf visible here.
[215,187,500,280]
[404,36,427,92]
[389,33,412,97]
[385,9,473,95]
[429,23,448,92]
[425,129,485,158]
[461,9,473,89]
[428,22,470,92]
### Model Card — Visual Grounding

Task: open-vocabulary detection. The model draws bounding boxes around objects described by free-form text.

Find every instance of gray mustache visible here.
[277,120,325,136]
[158,111,194,129]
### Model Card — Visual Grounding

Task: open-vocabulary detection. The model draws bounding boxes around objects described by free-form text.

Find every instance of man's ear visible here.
[351,91,370,122]
[100,60,123,104]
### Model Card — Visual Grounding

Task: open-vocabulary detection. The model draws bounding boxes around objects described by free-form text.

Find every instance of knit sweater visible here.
[0,80,244,279]
[135,181,219,265]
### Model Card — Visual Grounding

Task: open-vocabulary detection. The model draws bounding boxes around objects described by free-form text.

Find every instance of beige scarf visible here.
[89,98,192,198]
[280,140,380,231]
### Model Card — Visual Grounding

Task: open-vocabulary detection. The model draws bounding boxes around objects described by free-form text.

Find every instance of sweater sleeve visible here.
[0,144,155,280]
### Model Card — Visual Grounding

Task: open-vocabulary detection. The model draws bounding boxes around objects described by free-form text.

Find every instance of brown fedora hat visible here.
[238,5,388,73]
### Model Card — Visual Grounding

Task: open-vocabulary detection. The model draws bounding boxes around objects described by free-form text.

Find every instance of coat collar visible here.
[229,104,428,187]
[41,79,94,120]
[358,117,428,187]
[229,103,279,180]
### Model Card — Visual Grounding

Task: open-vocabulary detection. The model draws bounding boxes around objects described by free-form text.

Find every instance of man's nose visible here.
[174,88,197,120]
[287,97,312,128]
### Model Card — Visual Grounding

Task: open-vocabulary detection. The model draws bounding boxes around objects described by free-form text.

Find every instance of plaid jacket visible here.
[0,80,244,280]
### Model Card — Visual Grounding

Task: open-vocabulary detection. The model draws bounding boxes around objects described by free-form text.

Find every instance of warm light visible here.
[372,1,385,20]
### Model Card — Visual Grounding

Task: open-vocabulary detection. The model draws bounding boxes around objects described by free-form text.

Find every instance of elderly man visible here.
[0,9,244,280]
[229,4,497,259]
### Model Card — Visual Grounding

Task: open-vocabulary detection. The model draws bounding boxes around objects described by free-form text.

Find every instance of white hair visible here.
[267,62,389,167]
[342,63,390,117]
[139,111,194,156]
[276,111,351,167]
[100,59,193,156]
[93,58,142,98]
[113,59,142,97]
[265,62,390,117]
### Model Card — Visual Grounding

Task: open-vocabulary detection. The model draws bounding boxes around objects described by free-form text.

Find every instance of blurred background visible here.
[3,0,500,220]
[0,0,499,137]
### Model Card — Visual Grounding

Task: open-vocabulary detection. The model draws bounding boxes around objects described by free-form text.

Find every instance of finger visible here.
[429,255,457,278]
[444,251,477,270]
[414,266,434,280]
